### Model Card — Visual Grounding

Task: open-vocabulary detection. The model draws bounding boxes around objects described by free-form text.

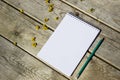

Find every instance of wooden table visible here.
[0,0,120,80]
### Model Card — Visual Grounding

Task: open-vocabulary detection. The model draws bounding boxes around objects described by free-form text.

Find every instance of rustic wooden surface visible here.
[1,0,120,69]
[61,0,120,32]
[0,36,69,80]
[2,0,120,43]
[0,0,52,55]
[0,0,120,80]
[0,36,120,80]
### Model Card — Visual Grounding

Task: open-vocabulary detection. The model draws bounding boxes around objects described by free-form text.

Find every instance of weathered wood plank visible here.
[0,0,120,69]
[2,0,120,44]
[0,36,68,80]
[73,53,120,80]
[2,0,73,30]
[0,36,120,80]
[61,0,120,32]
[90,36,120,70]
[0,0,52,55]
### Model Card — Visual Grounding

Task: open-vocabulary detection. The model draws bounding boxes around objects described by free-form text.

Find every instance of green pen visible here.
[77,38,104,79]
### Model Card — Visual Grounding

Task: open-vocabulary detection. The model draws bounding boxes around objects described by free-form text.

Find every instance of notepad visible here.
[37,13,100,77]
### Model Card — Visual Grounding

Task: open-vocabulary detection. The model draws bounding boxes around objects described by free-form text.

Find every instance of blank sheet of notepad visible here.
[37,13,100,77]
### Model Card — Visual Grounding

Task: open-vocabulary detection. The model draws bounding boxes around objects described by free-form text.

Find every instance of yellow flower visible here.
[90,8,95,13]
[48,6,53,12]
[42,24,48,30]
[55,17,59,20]
[44,18,49,22]
[32,42,37,47]
[35,25,40,30]
[45,0,50,3]
[14,42,17,46]
[20,9,24,13]
[31,37,36,41]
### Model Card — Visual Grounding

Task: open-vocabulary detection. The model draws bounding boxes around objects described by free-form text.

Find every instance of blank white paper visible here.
[37,13,100,76]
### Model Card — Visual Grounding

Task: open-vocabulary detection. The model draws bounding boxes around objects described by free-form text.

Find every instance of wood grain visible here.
[0,36,68,80]
[0,0,120,69]
[61,0,120,32]
[73,53,120,80]
[0,0,52,55]
[0,36,120,80]
[89,36,120,70]
[2,0,120,44]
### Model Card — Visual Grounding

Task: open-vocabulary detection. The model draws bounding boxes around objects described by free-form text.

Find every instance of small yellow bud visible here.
[55,17,59,20]
[32,42,37,47]
[14,42,17,46]
[20,9,24,13]
[45,0,50,3]
[31,37,36,41]
[44,18,49,22]
[48,6,53,12]
[90,8,95,13]
[35,25,40,30]
[42,24,48,30]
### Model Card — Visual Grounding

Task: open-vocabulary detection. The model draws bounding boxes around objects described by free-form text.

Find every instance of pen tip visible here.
[77,75,79,79]
[101,38,105,41]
